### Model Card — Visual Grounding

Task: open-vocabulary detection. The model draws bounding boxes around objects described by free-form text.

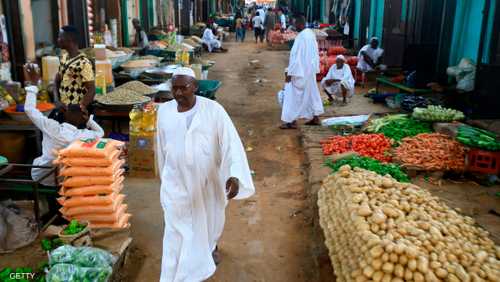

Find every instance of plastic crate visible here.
[467,149,500,175]
[196,80,221,100]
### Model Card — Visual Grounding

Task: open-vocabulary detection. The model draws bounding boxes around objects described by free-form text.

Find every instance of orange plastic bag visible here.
[59,178,124,197]
[64,204,128,223]
[60,159,125,177]
[57,192,120,208]
[89,213,131,229]
[60,194,125,216]
[59,138,124,159]
[55,150,121,167]
[62,169,123,187]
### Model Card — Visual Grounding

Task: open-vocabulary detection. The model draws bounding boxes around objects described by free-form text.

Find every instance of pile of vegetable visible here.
[366,115,433,141]
[457,125,500,151]
[318,165,500,282]
[62,220,87,235]
[325,155,410,182]
[412,105,465,122]
[394,133,466,171]
[320,134,393,162]
[47,245,116,282]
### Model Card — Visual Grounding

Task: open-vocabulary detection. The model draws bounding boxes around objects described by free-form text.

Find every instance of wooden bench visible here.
[376,76,432,94]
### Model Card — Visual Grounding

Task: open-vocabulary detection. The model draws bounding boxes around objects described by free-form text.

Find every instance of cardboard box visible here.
[128,134,158,178]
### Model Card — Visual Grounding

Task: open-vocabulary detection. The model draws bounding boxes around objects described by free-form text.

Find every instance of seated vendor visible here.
[24,64,104,186]
[357,37,386,73]
[321,55,355,105]
[132,18,150,49]
[202,23,227,53]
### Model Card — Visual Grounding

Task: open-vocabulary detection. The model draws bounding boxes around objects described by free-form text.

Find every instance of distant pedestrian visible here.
[235,14,245,42]
[252,12,264,43]
[264,8,276,43]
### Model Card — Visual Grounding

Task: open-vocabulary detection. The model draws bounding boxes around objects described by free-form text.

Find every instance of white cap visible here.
[336,55,346,62]
[172,67,196,79]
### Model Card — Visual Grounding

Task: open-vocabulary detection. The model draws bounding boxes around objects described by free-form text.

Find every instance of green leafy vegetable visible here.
[368,116,432,141]
[325,155,410,182]
[62,220,87,235]
[412,105,464,122]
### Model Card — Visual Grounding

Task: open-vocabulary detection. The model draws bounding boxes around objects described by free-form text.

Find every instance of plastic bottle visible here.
[95,69,106,96]
[182,49,190,66]
[41,56,60,84]
[175,50,182,65]
[95,60,113,85]
[141,102,157,134]
[129,104,143,135]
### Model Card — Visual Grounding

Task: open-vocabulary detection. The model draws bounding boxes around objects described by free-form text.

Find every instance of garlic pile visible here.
[318,165,500,282]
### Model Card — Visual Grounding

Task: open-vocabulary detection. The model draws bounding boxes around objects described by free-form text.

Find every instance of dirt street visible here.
[124,41,321,281]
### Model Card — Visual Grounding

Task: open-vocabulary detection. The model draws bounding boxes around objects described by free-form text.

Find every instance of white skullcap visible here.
[213,23,218,28]
[172,67,196,79]
[370,37,379,42]
[336,55,346,62]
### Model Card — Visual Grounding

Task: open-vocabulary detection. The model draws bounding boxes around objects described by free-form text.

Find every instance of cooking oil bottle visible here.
[129,104,143,135]
[95,69,106,96]
[181,49,190,66]
[141,102,157,134]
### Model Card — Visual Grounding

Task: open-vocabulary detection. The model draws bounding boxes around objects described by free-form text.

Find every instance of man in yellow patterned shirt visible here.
[54,26,95,110]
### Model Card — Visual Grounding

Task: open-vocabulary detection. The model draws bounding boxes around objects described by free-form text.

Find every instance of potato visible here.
[382,262,394,274]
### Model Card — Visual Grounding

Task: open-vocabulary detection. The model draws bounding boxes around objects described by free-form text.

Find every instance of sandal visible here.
[279,122,297,129]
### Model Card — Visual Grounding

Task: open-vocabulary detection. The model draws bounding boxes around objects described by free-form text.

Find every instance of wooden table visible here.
[376,76,432,95]
[0,118,42,156]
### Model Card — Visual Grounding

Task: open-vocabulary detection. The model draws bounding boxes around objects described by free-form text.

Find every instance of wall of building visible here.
[20,0,36,60]
[449,0,496,65]
[367,0,383,43]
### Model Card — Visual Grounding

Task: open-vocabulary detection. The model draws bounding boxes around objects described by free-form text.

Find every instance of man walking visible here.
[156,67,255,281]
[280,16,324,129]
[264,8,276,43]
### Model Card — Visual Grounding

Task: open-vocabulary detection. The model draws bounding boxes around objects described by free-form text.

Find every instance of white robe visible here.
[202,28,221,52]
[281,28,324,123]
[356,44,384,72]
[320,64,355,98]
[156,97,255,282]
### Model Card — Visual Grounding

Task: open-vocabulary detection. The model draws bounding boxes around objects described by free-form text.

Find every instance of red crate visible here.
[466,149,500,175]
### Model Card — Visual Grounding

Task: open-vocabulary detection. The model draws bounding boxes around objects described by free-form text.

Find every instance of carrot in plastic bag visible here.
[89,213,131,229]
[62,169,123,187]
[55,150,121,167]
[59,178,124,197]
[60,159,125,177]
[59,138,124,159]
[60,194,125,216]
[57,192,120,208]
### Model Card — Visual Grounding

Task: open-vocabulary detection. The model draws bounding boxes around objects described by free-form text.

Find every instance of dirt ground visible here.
[124,41,321,281]
[2,39,500,282]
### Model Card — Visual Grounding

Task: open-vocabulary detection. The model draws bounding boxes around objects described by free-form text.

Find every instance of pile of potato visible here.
[318,165,500,282]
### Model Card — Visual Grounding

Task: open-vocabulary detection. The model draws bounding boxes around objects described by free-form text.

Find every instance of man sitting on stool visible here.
[357,37,386,73]
[321,55,355,105]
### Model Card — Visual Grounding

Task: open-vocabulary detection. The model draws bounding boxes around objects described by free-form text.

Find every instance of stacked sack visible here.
[55,138,131,229]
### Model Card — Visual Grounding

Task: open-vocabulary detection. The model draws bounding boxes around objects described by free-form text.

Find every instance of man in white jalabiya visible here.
[356,37,385,72]
[202,24,225,53]
[320,55,355,105]
[280,15,324,129]
[156,67,255,281]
